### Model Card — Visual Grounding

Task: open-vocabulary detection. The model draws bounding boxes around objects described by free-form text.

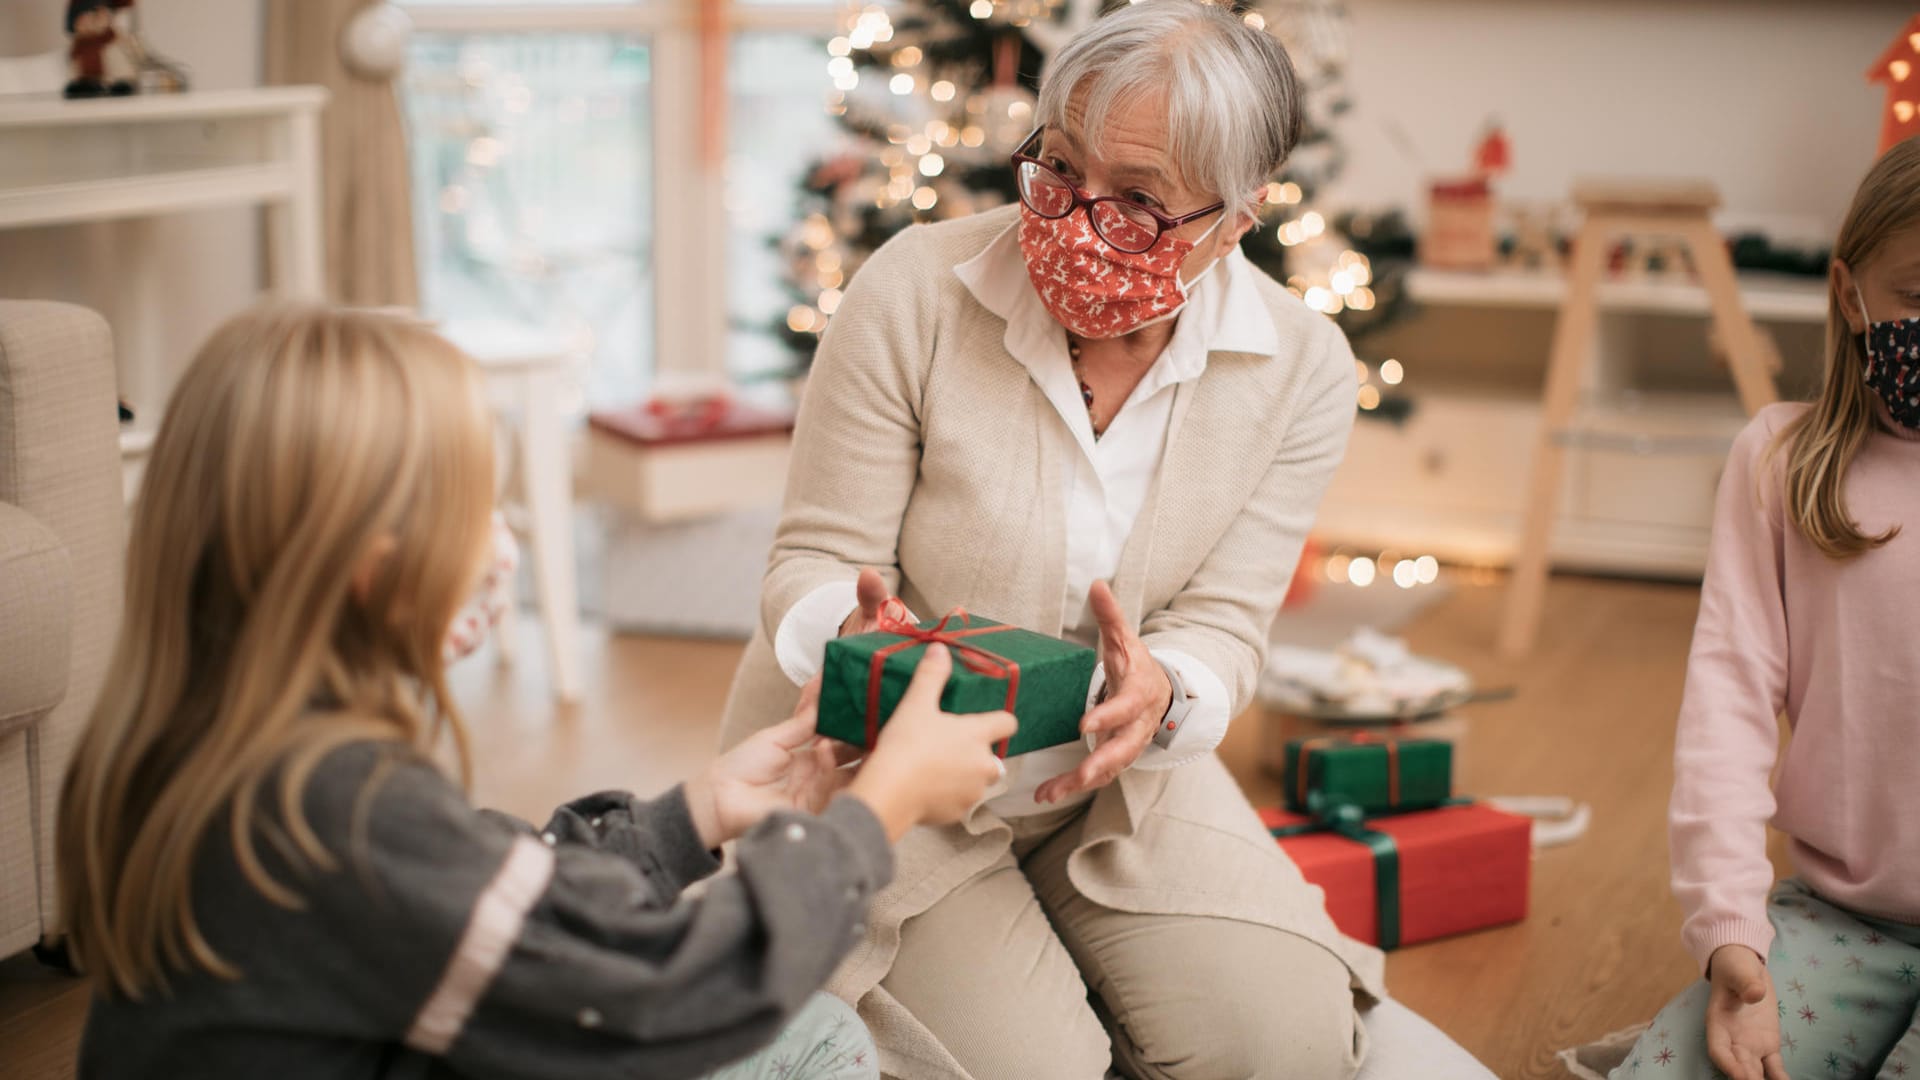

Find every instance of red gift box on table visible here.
[1260,802,1531,949]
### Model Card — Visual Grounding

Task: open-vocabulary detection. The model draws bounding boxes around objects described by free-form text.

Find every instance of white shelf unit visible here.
[0,87,329,498]
[1315,268,1827,577]
[1403,268,1827,323]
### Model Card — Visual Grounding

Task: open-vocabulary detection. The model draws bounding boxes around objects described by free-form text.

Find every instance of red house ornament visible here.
[1473,120,1511,180]
[1868,15,1920,154]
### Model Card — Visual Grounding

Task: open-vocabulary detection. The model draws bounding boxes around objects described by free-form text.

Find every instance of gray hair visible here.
[1036,0,1302,226]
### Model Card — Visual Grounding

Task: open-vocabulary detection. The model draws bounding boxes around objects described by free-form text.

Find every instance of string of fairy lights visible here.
[1324,551,1441,590]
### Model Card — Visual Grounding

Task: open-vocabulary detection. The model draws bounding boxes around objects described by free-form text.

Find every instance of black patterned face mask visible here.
[1856,287,1920,431]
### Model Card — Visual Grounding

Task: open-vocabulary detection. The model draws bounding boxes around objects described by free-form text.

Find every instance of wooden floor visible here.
[0,572,1778,1079]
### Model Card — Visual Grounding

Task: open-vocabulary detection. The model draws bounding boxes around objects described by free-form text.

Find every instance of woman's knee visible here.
[883,963,1110,1079]
[881,865,1112,1079]
[1131,984,1360,1080]
[1103,929,1361,1080]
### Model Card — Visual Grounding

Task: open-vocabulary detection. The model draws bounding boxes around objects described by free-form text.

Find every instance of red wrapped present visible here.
[1260,802,1530,949]
[588,396,795,448]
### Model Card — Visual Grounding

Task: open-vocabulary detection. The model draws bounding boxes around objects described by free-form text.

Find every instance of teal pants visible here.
[704,993,880,1080]
[1612,880,1920,1079]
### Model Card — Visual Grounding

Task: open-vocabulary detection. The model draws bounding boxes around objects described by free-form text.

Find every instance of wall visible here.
[0,0,264,420]
[1331,0,1909,239]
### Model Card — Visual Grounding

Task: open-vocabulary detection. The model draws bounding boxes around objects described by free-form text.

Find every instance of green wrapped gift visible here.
[1282,735,1453,815]
[816,609,1096,757]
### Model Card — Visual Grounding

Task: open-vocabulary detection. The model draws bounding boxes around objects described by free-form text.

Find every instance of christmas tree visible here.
[771,0,1413,394]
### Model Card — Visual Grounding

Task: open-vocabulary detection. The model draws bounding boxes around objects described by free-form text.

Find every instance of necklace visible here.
[1067,337,1100,438]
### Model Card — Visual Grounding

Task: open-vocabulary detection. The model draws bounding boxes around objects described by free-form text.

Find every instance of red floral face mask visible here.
[1018,204,1222,340]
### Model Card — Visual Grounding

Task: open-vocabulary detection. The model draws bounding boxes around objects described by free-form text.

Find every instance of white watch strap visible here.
[1153,660,1192,749]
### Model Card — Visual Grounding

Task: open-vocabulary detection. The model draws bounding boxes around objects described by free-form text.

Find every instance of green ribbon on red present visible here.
[1269,793,1405,949]
[867,599,1021,757]
[1267,792,1475,950]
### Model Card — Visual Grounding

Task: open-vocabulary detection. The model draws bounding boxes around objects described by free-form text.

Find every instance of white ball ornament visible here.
[340,4,413,81]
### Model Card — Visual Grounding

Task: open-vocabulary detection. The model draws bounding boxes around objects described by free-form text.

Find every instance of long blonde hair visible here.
[1775,138,1920,557]
[57,304,496,999]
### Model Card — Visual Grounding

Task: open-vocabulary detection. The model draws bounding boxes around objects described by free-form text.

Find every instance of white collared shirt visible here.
[775,218,1280,816]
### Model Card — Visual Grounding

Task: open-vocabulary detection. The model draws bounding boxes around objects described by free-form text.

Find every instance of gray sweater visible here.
[78,741,894,1079]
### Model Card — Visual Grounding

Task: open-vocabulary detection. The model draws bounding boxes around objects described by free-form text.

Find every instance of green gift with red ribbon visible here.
[1282,733,1453,816]
[1261,796,1530,950]
[816,600,1097,757]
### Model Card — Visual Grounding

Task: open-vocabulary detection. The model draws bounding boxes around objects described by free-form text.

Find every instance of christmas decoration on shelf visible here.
[1487,218,1829,281]
[1868,15,1920,154]
[1472,120,1509,179]
[1501,202,1563,274]
[772,0,1415,397]
[63,0,188,99]
[1418,119,1507,272]
[1727,232,1830,278]
[65,0,135,97]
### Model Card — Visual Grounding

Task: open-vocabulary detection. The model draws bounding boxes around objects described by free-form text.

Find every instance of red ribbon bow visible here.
[867,599,1022,758]
[1296,731,1402,809]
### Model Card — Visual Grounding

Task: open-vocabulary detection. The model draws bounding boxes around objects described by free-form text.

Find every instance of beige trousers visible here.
[878,803,1367,1080]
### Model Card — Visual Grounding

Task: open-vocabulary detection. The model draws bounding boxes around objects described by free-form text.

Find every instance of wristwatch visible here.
[1152,660,1194,750]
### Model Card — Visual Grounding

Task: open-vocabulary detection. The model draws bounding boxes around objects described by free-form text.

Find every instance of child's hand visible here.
[442,511,519,664]
[688,681,861,848]
[1705,945,1790,1080]
[845,645,1017,841]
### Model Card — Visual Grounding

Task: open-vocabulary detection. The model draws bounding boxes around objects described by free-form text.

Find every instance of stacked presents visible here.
[808,603,1534,952]
[1263,734,1531,949]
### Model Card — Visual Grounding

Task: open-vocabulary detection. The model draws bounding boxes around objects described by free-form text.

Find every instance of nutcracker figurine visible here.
[64,0,188,99]
[65,0,137,98]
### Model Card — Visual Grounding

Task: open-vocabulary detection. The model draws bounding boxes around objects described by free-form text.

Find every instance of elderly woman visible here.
[721,2,1384,1076]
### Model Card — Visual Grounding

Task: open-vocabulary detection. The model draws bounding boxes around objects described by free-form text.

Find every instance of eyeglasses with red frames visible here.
[1010,127,1226,255]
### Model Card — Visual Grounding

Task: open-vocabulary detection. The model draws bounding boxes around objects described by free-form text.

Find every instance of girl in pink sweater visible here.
[1611,140,1920,1080]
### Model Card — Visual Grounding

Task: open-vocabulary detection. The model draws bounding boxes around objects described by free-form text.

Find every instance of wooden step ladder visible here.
[1498,180,1780,657]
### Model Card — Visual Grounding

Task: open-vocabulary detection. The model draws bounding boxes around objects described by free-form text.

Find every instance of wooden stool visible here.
[1497,180,1778,657]
[441,319,587,704]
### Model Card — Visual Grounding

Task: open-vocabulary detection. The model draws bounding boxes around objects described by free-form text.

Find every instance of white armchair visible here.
[0,300,125,958]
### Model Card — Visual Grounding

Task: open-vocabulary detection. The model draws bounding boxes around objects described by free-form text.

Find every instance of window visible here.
[401,2,846,402]
[725,33,843,383]
[404,31,654,404]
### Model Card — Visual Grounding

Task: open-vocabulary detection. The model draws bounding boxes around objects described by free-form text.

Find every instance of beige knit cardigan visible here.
[720,205,1385,1078]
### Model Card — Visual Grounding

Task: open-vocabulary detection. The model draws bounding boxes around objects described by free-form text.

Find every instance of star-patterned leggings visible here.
[1611,879,1920,1079]
[703,993,880,1080]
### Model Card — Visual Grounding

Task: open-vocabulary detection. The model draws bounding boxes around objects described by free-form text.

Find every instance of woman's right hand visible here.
[838,568,892,637]
[844,644,1016,841]
[1705,944,1789,1080]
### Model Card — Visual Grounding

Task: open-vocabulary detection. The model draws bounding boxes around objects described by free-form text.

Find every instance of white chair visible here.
[440,318,586,705]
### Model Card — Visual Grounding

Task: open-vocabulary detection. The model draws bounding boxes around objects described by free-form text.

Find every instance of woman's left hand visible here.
[1034,581,1173,805]
[688,679,863,847]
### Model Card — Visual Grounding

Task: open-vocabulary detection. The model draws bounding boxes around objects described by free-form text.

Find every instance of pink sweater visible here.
[1672,401,1920,972]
